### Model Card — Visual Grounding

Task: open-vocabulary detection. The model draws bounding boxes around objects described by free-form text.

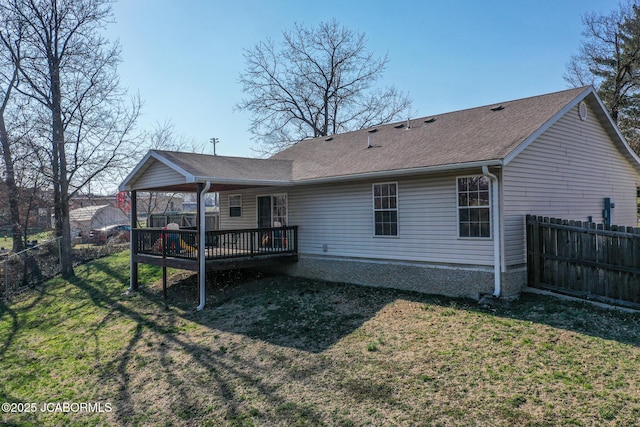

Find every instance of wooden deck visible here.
[131,226,298,272]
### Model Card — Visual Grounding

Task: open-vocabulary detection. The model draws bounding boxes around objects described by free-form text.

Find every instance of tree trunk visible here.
[0,113,23,253]
[50,58,74,278]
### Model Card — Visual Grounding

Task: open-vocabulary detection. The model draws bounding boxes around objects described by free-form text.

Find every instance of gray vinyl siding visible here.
[502,102,640,267]
[219,174,495,266]
[219,193,258,229]
[131,159,186,190]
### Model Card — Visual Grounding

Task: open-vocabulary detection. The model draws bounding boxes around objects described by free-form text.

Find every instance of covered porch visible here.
[119,150,296,310]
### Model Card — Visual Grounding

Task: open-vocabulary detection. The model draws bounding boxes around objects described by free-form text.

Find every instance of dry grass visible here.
[1,251,640,426]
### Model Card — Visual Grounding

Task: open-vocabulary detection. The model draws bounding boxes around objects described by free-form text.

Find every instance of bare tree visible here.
[0,0,141,277]
[565,1,640,151]
[237,19,412,154]
[0,9,24,252]
[148,120,206,153]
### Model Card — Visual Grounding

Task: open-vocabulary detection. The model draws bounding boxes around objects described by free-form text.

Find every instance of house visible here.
[69,205,129,240]
[120,86,640,309]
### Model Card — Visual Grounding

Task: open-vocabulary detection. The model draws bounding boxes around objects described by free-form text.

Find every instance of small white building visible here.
[69,205,128,239]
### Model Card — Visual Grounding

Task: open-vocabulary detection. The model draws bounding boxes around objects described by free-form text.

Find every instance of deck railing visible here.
[133,226,298,261]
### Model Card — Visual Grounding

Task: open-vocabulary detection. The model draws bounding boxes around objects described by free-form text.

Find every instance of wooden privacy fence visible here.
[526,215,640,306]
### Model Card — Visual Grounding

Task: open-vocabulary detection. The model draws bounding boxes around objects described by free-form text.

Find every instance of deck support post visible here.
[129,190,139,291]
[162,267,167,299]
[196,181,211,311]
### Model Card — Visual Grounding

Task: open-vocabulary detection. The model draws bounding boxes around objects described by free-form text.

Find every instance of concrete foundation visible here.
[266,255,527,300]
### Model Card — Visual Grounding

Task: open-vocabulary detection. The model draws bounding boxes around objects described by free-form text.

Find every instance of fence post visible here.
[532,216,540,287]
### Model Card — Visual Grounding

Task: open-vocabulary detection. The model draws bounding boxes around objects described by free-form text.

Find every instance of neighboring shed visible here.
[69,205,128,239]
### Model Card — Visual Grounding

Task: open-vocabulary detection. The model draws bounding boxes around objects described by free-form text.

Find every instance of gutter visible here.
[482,165,502,297]
[189,160,504,189]
[294,160,503,186]
[196,180,211,311]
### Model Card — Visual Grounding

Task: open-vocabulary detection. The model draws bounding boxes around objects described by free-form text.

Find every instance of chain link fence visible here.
[1,238,128,299]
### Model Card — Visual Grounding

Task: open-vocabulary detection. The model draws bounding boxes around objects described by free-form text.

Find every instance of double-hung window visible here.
[229,195,242,218]
[457,176,491,238]
[373,183,398,236]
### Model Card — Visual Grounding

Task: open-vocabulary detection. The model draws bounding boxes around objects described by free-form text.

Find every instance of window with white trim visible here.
[272,194,287,226]
[373,183,398,236]
[229,195,242,217]
[457,176,491,238]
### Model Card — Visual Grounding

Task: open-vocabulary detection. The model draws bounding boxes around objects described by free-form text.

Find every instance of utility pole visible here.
[210,137,219,156]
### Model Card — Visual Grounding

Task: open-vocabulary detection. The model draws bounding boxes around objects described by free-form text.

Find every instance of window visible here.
[229,195,242,217]
[457,176,491,238]
[272,195,287,226]
[373,183,398,236]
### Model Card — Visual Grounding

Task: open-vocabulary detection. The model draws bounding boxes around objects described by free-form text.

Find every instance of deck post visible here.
[162,267,167,299]
[129,190,139,291]
[196,181,211,311]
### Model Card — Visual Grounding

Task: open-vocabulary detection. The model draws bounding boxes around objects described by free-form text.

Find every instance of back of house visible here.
[218,86,640,298]
[121,86,640,305]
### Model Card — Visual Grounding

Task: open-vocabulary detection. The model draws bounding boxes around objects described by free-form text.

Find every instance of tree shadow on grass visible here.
[69,268,336,426]
[159,270,406,353]
[0,278,58,361]
[143,269,640,351]
[54,261,640,425]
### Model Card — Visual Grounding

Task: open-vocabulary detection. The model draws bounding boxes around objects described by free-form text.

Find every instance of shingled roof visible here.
[121,86,638,192]
[270,86,598,181]
[153,151,292,182]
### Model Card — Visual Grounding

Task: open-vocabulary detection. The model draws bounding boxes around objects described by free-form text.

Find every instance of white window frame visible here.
[228,194,242,218]
[456,175,492,239]
[372,182,399,237]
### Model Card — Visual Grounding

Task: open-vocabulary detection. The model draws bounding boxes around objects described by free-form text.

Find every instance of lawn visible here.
[1,251,640,426]
[0,231,55,251]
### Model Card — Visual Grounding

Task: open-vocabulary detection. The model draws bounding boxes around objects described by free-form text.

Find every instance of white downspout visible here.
[196,180,211,311]
[482,166,502,297]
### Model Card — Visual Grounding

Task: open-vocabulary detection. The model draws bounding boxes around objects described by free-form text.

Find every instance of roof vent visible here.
[367,135,372,149]
[367,128,378,133]
[424,117,436,123]
[406,118,411,129]
[579,101,588,121]
[490,105,504,111]
[325,136,333,141]
[394,123,405,129]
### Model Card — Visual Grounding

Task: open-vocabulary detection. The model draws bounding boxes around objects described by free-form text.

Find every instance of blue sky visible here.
[108,0,614,158]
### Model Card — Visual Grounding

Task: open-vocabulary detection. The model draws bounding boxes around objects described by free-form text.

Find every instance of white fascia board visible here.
[119,150,196,191]
[192,176,293,187]
[292,159,503,186]
[503,86,593,166]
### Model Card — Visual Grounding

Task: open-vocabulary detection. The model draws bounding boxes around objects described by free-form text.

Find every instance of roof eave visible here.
[588,90,640,172]
[119,150,196,192]
[502,86,640,173]
[293,159,504,185]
